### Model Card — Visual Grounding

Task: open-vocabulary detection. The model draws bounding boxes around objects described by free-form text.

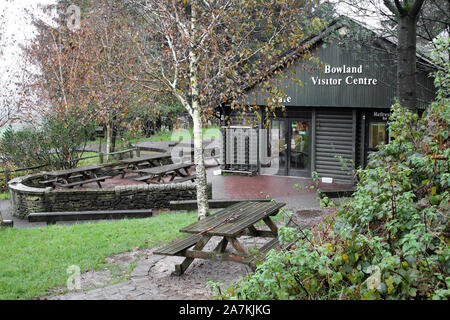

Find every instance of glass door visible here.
[269,119,311,177]
[288,120,311,177]
[271,119,288,176]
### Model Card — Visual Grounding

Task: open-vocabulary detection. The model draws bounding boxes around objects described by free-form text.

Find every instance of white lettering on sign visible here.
[312,64,378,86]
[272,96,292,103]
[373,111,391,120]
[324,64,363,74]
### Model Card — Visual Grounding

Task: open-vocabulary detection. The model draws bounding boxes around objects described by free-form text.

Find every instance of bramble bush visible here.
[221,38,449,300]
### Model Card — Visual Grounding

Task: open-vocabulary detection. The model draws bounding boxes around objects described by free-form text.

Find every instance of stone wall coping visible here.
[8,172,206,196]
[8,173,51,194]
[8,170,211,218]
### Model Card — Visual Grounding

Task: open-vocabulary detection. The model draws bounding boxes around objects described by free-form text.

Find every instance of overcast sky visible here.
[0,0,56,128]
[1,0,56,68]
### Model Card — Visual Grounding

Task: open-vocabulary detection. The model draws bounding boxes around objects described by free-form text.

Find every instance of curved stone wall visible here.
[8,173,210,219]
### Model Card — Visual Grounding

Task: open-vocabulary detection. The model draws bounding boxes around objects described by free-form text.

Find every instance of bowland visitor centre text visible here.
[217,20,436,184]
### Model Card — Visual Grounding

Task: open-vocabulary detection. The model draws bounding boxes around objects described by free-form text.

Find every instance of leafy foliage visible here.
[0,114,95,170]
[221,39,449,300]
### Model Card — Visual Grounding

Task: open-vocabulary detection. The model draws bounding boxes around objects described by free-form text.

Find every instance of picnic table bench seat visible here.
[153,234,201,256]
[132,162,195,184]
[169,198,272,210]
[163,174,197,184]
[55,175,112,188]
[28,209,153,225]
[243,238,281,270]
[39,178,58,185]
[39,174,84,185]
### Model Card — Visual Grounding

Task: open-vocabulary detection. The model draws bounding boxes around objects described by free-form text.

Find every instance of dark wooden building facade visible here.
[218,22,436,184]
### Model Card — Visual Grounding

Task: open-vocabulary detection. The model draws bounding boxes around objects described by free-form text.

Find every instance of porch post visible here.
[311,109,316,175]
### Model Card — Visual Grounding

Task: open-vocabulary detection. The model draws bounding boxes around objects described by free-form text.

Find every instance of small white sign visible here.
[213,169,222,176]
[321,177,333,184]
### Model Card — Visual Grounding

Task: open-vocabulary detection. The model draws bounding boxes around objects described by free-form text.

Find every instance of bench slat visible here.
[55,176,112,188]
[169,198,272,210]
[153,234,200,256]
[243,238,280,265]
[164,174,197,184]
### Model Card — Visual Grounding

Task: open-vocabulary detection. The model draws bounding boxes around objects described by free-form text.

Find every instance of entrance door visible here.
[270,119,288,175]
[289,120,311,176]
[270,119,311,177]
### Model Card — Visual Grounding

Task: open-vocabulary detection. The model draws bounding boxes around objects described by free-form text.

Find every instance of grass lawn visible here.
[0,192,9,200]
[76,152,101,166]
[0,212,197,300]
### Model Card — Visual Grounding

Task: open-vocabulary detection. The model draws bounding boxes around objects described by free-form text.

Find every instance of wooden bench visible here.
[39,174,84,185]
[243,238,281,270]
[55,176,112,188]
[134,174,196,184]
[133,174,154,182]
[164,174,197,184]
[39,178,58,185]
[28,209,153,225]
[153,234,200,256]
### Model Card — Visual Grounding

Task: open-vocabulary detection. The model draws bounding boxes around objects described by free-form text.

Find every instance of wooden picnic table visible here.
[154,201,285,275]
[42,164,109,188]
[117,153,172,178]
[131,162,195,184]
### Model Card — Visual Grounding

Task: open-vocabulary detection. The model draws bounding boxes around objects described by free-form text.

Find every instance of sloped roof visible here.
[220,14,438,109]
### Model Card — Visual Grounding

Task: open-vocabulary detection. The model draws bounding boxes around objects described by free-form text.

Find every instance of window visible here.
[368,122,386,150]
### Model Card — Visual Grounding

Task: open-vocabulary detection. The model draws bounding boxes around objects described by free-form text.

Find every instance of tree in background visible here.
[124,0,326,219]
[23,1,145,158]
[337,0,449,112]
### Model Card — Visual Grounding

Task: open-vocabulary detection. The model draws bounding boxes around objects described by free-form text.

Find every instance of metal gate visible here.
[221,126,259,174]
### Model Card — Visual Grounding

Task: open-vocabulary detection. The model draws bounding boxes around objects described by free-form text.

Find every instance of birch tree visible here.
[125,0,324,219]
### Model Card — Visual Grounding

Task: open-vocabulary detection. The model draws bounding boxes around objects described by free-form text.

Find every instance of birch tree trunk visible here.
[105,120,113,162]
[192,108,210,220]
[189,2,210,220]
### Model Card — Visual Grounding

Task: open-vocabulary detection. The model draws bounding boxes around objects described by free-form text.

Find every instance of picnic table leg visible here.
[180,168,191,177]
[213,237,228,253]
[263,217,278,236]
[121,167,127,178]
[173,235,211,276]
[226,236,248,256]
[169,171,177,182]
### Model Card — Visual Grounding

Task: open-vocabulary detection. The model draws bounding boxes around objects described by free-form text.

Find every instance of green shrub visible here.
[0,115,95,171]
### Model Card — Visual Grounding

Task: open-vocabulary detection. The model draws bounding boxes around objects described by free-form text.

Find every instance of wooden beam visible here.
[184,249,246,263]
[173,235,211,276]
[262,217,278,236]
